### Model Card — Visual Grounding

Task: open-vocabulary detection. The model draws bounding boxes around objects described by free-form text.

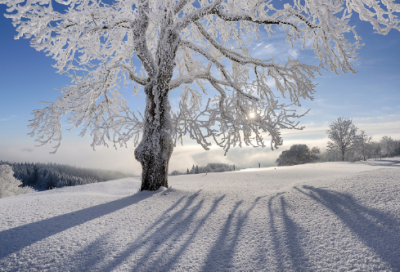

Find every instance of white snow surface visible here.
[1,158,400,272]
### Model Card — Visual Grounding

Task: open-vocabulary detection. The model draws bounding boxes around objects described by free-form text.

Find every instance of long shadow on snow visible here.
[0,192,151,260]
[362,159,400,167]
[92,194,264,272]
[267,193,312,272]
[71,190,219,271]
[295,185,400,270]
[200,197,265,271]
[134,195,226,272]
[67,194,188,272]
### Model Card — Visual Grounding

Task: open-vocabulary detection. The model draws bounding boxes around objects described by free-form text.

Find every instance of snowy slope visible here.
[1,159,400,272]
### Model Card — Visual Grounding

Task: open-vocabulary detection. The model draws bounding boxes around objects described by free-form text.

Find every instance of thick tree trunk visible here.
[134,82,174,191]
[134,13,180,191]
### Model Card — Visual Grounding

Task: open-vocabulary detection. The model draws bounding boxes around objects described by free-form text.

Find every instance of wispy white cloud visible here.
[0,115,17,122]
[288,48,299,59]
[313,98,351,110]
[253,42,263,49]
[254,43,277,56]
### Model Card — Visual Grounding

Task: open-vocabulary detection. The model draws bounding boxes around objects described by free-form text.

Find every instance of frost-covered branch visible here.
[132,0,157,77]
[108,64,149,86]
[173,0,192,15]
[180,40,259,101]
[212,7,302,31]
[343,0,400,34]
[174,0,223,31]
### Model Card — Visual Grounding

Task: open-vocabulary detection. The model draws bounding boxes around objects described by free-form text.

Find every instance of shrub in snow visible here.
[170,170,181,176]
[0,165,35,198]
[276,145,320,166]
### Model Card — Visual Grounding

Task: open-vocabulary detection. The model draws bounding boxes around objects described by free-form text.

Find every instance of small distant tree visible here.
[327,118,358,161]
[395,140,400,156]
[369,141,382,159]
[195,165,199,174]
[170,170,181,176]
[311,147,321,158]
[276,144,320,166]
[380,136,396,157]
[186,168,189,175]
[353,130,372,161]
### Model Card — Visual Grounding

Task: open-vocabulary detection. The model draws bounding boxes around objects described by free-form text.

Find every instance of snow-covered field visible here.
[1,158,400,272]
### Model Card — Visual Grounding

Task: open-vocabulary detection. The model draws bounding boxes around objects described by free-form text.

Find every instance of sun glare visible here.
[249,112,255,118]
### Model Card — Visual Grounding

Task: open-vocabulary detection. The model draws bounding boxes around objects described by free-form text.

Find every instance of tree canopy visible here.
[327,117,358,161]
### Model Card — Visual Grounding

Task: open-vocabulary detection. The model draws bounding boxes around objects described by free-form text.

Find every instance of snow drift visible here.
[1,158,400,271]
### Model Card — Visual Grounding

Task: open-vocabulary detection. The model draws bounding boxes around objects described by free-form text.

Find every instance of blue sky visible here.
[0,2,399,175]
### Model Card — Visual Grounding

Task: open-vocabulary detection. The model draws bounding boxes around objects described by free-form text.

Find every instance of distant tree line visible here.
[170,163,236,176]
[0,161,130,190]
[275,118,400,166]
[326,117,400,162]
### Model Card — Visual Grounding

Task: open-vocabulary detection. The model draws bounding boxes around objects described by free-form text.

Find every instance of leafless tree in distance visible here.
[327,117,358,161]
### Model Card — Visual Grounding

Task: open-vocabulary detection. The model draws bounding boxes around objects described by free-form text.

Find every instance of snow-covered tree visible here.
[311,147,320,157]
[353,130,372,161]
[368,141,381,159]
[170,170,181,175]
[327,117,358,161]
[395,140,400,156]
[276,144,320,166]
[0,165,35,198]
[0,165,22,198]
[2,0,400,191]
[380,136,396,157]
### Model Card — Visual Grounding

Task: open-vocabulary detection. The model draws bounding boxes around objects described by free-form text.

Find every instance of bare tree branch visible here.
[180,40,259,101]
[174,0,223,31]
[132,0,157,78]
[173,0,191,15]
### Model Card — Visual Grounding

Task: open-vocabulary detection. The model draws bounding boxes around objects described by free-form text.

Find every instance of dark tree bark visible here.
[134,15,180,191]
[134,81,174,191]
